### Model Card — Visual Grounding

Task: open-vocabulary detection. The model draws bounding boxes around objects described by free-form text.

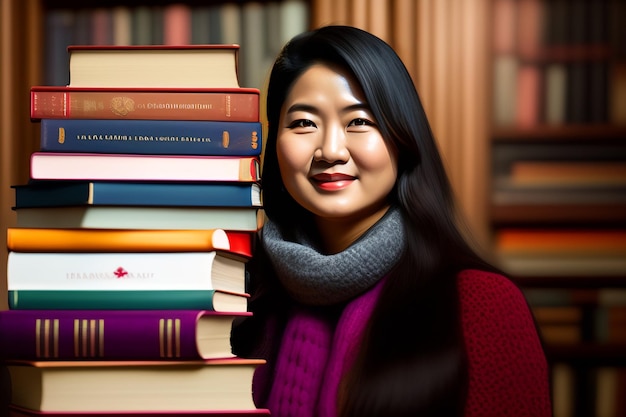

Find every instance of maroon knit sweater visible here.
[257,269,552,416]
[459,269,552,416]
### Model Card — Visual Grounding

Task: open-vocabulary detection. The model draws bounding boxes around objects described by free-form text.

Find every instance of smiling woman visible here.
[276,63,398,252]
[231,25,552,417]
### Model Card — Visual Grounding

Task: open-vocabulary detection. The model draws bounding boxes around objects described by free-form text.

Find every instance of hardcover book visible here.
[30,86,260,122]
[5,358,264,412]
[6,227,233,253]
[39,119,262,156]
[12,181,262,208]
[67,44,241,88]
[8,289,249,312]
[7,251,248,294]
[0,310,251,360]
[29,153,260,182]
[15,206,264,232]
[7,406,271,416]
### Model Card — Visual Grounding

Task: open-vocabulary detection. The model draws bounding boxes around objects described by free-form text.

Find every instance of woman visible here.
[232,25,552,417]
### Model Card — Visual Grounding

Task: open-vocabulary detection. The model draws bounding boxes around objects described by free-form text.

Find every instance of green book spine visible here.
[8,290,243,311]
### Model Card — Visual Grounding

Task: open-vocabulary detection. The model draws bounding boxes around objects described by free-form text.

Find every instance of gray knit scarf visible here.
[260,207,406,306]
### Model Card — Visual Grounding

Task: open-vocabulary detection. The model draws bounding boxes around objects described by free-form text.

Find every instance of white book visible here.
[8,251,246,294]
[544,63,567,124]
[492,54,518,126]
[279,0,309,45]
[15,206,264,231]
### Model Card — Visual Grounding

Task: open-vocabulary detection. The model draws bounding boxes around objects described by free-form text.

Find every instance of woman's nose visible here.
[313,125,349,163]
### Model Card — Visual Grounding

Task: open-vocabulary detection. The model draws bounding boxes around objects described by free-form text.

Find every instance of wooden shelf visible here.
[546,343,626,367]
[514,276,626,289]
[491,125,626,141]
[490,203,626,225]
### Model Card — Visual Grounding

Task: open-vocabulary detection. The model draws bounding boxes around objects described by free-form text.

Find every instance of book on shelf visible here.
[544,63,567,124]
[498,253,626,277]
[515,0,543,60]
[523,288,626,308]
[15,206,264,232]
[4,358,264,412]
[12,181,262,209]
[515,64,541,128]
[532,305,583,344]
[7,251,247,294]
[40,119,262,156]
[492,184,626,206]
[6,228,238,253]
[492,54,518,126]
[0,309,250,361]
[8,289,249,313]
[552,363,575,417]
[163,3,191,45]
[30,86,260,122]
[611,63,626,125]
[494,229,626,256]
[596,305,626,344]
[67,44,241,88]
[508,161,626,186]
[29,153,261,182]
[7,405,271,417]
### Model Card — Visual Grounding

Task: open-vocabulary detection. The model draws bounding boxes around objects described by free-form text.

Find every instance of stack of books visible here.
[1,44,269,416]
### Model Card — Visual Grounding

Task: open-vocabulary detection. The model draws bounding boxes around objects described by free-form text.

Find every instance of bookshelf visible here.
[490,0,626,415]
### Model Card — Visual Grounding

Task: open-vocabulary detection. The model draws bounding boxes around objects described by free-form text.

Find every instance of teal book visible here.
[7,290,248,312]
[13,181,262,208]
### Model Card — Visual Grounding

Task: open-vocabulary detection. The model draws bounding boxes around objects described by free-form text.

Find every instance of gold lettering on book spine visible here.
[74,319,104,358]
[159,318,181,358]
[222,131,230,148]
[58,127,65,144]
[36,319,59,358]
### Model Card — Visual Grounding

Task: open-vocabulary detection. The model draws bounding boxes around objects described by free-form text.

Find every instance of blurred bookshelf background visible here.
[2,0,626,416]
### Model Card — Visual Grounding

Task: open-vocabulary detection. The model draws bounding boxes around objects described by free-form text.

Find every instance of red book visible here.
[0,310,251,361]
[30,86,260,122]
[226,230,256,259]
[515,64,541,127]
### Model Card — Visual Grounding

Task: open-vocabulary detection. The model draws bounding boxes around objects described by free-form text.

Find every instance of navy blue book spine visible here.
[40,119,262,156]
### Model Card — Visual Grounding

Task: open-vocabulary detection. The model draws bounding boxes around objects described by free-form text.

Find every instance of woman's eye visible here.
[348,118,374,127]
[288,119,317,129]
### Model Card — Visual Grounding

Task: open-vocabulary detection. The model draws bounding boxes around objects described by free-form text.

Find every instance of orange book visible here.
[6,228,231,253]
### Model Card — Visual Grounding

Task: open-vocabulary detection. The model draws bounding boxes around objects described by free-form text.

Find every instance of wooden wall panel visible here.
[0,0,43,311]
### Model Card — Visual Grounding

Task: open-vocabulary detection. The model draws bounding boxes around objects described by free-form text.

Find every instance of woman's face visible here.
[276,63,398,224]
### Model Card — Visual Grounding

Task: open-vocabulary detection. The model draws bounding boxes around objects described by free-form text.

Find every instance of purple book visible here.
[0,309,250,361]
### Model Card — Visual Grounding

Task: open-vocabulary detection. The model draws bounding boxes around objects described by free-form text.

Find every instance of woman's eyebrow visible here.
[286,102,370,115]
[285,103,318,114]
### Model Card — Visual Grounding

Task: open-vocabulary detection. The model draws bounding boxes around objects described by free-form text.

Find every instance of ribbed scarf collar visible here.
[260,207,406,306]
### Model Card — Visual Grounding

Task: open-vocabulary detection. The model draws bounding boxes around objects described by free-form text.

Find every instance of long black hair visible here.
[233,25,498,417]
